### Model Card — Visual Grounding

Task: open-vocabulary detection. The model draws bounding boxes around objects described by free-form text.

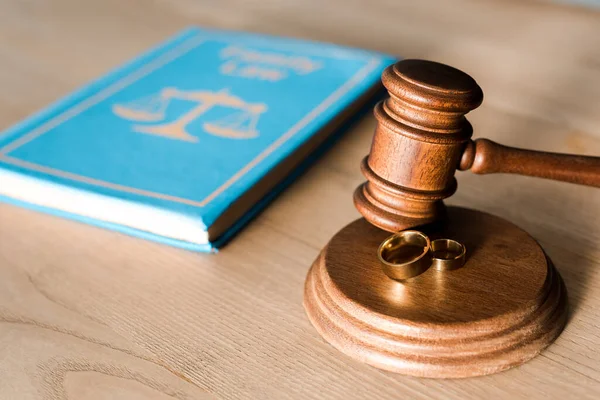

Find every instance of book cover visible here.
[0,27,395,251]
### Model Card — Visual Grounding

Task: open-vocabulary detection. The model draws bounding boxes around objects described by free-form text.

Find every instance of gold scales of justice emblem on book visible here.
[112,88,268,142]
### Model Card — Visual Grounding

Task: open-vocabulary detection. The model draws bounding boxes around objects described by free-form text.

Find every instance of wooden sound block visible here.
[303,206,568,379]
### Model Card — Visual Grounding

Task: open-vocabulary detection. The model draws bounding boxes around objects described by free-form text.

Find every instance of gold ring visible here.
[378,230,432,281]
[430,239,466,271]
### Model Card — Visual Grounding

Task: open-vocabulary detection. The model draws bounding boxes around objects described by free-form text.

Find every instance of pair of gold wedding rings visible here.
[377,230,466,281]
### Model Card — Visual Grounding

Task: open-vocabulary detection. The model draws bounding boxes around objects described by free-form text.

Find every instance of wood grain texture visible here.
[355,59,600,232]
[460,138,600,187]
[1,0,600,398]
[354,60,482,232]
[304,207,568,378]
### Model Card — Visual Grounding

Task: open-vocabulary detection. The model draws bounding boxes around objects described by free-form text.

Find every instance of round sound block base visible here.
[303,207,568,378]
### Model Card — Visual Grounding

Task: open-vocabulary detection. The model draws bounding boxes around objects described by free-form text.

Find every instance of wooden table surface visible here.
[1,0,600,398]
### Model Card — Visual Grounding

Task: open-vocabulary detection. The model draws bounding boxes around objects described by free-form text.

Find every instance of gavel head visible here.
[354,59,483,232]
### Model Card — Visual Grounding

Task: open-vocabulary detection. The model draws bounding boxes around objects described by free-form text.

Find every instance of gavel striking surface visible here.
[304,207,568,378]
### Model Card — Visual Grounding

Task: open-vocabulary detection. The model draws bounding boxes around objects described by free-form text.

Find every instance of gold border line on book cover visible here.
[0,34,382,208]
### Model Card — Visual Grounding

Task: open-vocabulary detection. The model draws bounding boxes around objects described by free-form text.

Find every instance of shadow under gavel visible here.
[354,59,600,232]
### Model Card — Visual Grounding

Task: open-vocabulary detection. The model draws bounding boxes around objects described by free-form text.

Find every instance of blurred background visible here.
[1,0,599,145]
[0,0,599,140]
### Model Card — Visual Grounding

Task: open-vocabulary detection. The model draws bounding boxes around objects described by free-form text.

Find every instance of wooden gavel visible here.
[354,59,600,232]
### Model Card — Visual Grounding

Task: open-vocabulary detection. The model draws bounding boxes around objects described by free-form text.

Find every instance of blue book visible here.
[0,27,394,252]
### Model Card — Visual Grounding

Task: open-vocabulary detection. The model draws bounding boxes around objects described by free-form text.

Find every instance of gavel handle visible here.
[459,138,600,187]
